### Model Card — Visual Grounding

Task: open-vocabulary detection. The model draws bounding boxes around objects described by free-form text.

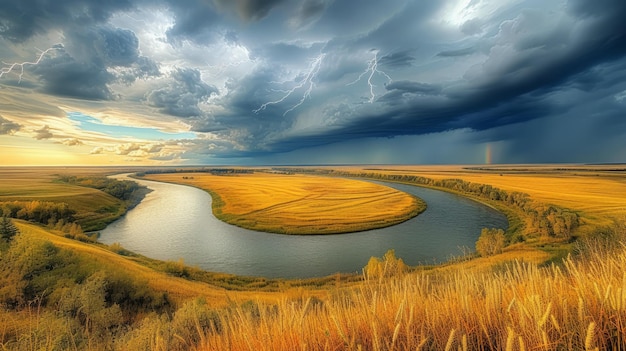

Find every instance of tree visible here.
[0,216,18,242]
[476,228,506,257]
[363,249,408,280]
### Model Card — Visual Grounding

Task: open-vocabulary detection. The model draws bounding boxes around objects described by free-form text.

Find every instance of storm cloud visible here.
[1,0,625,164]
[146,68,218,118]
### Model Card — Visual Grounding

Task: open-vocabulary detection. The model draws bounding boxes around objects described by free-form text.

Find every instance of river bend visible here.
[99,175,507,278]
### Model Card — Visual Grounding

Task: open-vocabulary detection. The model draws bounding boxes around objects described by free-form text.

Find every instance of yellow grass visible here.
[2,166,626,350]
[143,172,425,234]
[10,221,322,307]
[194,237,626,351]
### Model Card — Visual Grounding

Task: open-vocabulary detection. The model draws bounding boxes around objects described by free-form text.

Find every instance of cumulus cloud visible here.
[0,115,21,135]
[33,50,115,100]
[109,142,167,157]
[146,68,218,118]
[149,150,181,161]
[114,143,141,155]
[61,138,83,146]
[29,26,159,100]
[33,125,54,140]
[90,146,105,154]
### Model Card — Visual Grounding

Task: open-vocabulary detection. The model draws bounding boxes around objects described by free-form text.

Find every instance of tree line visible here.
[1,176,149,241]
[1,200,75,227]
[136,168,254,176]
[57,175,149,209]
[273,168,580,241]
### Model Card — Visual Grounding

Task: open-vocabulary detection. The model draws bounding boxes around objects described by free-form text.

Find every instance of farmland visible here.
[142,172,425,234]
[1,165,626,350]
[0,167,149,231]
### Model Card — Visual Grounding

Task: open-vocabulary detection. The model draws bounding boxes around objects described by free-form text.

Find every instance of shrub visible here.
[0,216,18,242]
[476,228,506,257]
[363,249,408,280]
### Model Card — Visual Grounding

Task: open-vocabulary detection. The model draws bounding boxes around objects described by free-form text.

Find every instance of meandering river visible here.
[99,174,507,278]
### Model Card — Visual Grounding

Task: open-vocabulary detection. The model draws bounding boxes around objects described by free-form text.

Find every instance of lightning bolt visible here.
[206,59,249,75]
[346,49,392,103]
[0,46,61,83]
[254,53,326,116]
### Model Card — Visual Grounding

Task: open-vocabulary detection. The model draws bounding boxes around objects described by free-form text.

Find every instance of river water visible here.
[99,175,507,278]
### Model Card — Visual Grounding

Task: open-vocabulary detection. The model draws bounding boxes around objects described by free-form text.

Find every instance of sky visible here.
[0,0,625,166]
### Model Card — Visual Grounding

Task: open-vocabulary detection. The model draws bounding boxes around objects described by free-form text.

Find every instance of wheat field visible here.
[143,172,425,234]
[345,165,626,220]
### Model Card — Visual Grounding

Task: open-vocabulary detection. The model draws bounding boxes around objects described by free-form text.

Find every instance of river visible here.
[99,174,507,278]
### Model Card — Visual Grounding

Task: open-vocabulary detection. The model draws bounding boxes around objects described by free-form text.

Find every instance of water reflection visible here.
[100,175,507,278]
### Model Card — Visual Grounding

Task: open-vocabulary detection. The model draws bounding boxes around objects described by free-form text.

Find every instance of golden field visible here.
[339,165,626,231]
[143,172,425,234]
[348,165,626,216]
[1,165,626,350]
[0,167,149,230]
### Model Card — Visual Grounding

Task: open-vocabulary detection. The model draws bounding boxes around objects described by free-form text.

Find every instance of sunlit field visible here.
[143,172,425,234]
[345,165,626,231]
[0,167,150,231]
[1,165,626,350]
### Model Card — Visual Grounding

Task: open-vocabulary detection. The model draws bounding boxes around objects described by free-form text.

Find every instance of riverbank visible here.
[0,167,151,232]
[101,173,506,278]
[139,172,426,234]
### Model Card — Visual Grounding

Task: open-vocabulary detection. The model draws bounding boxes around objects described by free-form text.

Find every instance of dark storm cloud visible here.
[378,51,416,68]
[436,47,476,57]
[213,0,286,21]
[117,56,162,85]
[98,27,140,66]
[33,49,115,100]
[310,0,407,37]
[0,0,135,42]
[2,0,626,164]
[352,0,445,51]
[0,115,21,135]
[259,0,626,155]
[29,26,159,99]
[189,65,309,153]
[256,42,320,64]
[164,0,223,44]
[460,18,483,36]
[146,68,218,118]
[289,0,332,28]
[385,81,442,95]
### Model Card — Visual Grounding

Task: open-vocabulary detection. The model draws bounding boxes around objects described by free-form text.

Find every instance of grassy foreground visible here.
[1,220,625,350]
[193,233,626,351]
[142,172,425,234]
[1,165,626,350]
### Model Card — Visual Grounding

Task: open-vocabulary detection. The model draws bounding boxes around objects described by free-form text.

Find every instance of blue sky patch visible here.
[68,112,196,140]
